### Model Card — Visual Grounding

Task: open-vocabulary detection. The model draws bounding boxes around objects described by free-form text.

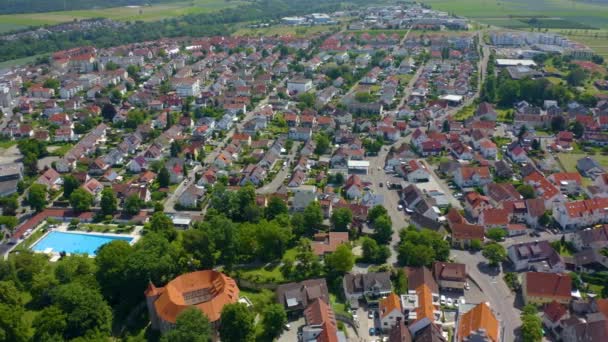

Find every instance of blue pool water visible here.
[31,231,133,255]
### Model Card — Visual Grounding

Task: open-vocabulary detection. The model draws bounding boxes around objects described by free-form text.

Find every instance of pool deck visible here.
[27,223,142,260]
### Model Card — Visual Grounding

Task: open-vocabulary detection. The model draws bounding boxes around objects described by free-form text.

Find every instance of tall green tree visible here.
[62,175,80,199]
[95,240,134,304]
[482,243,507,267]
[32,305,68,342]
[331,207,352,231]
[373,214,393,244]
[325,244,355,274]
[265,196,288,220]
[124,194,143,215]
[50,282,112,339]
[100,187,117,216]
[69,188,93,213]
[158,167,170,188]
[261,304,287,340]
[520,304,542,342]
[303,201,324,233]
[219,303,255,342]
[161,307,212,342]
[28,183,47,212]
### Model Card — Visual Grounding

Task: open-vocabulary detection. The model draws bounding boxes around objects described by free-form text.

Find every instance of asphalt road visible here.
[256,142,300,195]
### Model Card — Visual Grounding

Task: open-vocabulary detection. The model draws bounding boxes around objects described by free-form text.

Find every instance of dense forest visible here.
[0,0,185,14]
[0,0,363,62]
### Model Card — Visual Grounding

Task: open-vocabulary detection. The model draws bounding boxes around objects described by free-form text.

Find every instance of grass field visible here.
[420,0,608,29]
[233,24,337,37]
[0,0,248,33]
[557,153,608,173]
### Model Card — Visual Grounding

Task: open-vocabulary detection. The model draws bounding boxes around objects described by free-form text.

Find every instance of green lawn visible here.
[234,24,337,37]
[330,293,351,318]
[48,143,74,157]
[0,0,248,30]
[238,263,285,284]
[557,153,608,173]
[453,104,475,121]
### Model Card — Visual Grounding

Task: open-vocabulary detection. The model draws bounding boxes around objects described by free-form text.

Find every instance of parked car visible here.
[398,204,403,210]
[368,311,374,319]
[440,295,446,305]
[379,182,383,187]
[369,328,376,336]
[447,298,454,306]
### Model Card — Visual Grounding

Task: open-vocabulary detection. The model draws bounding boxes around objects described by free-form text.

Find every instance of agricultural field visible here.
[0,0,248,33]
[420,0,608,29]
[551,29,608,58]
[233,24,339,37]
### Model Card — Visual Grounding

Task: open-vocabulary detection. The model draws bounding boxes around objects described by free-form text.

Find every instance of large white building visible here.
[552,198,608,230]
[287,79,312,94]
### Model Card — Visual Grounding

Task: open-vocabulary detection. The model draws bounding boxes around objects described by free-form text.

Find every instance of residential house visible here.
[36,168,62,190]
[342,272,392,303]
[405,160,430,183]
[379,293,404,332]
[128,156,148,173]
[577,157,605,179]
[178,184,205,208]
[344,174,364,199]
[301,298,345,342]
[568,225,608,251]
[276,279,329,315]
[292,185,317,211]
[522,272,571,305]
[454,166,492,188]
[542,301,569,332]
[548,172,583,195]
[552,198,608,230]
[432,262,466,290]
[507,240,565,272]
[311,232,349,256]
[455,303,500,342]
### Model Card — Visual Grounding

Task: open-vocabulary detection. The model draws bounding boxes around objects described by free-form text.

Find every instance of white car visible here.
[398,204,403,210]
[447,298,454,306]
[440,295,446,305]
[368,311,374,319]
[464,282,471,290]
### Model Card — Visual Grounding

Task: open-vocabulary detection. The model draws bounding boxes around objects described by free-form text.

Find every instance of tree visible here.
[486,227,507,242]
[32,305,68,342]
[517,184,536,199]
[314,133,331,155]
[298,92,316,108]
[368,205,388,223]
[161,307,212,342]
[63,174,80,199]
[442,120,450,133]
[0,301,28,342]
[69,188,93,213]
[482,243,507,267]
[265,196,288,220]
[538,211,552,227]
[361,237,390,264]
[551,115,566,132]
[101,103,116,121]
[331,207,352,231]
[50,282,112,339]
[570,121,584,139]
[27,183,47,212]
[219,303,255,342]
[148,212,176,240]
[95,240,133,304]
[303,201,324,233]
[470,239,483,251]
[392,268,408,295]
[521,304,542,342]
[373,215,393,244]
[325,244,355,274]
[261,304,287,340]
[497,80,520,107]
[0,195,18,216]
[294,238,323,279]
[182,229,216,269]
[158,166,170,188]
[566,67,586,87]
[124,195,143,215]
[125,109,145,129]
[397,227,450,267]
[100,187,117,216]
[531,139,541,151]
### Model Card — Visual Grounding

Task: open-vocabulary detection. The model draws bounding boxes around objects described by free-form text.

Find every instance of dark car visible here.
[379,182,383,187]
[369,328,375,336]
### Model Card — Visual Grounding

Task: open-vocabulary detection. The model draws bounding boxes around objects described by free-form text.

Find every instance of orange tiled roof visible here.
[415,284,436,324]
[379,293,402,318]
[148,270,239,323]
[457,302,499,342]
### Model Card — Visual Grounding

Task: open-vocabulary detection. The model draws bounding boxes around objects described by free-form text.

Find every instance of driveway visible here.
[451,249,521,342]
[277,316,304,342]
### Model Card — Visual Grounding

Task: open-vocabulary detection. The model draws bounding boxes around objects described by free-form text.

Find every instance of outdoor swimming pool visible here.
[31,231,134,255]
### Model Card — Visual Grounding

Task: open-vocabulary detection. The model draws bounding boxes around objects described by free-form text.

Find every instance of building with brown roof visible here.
[301,298,345,342]
[276,278,329,314]
[507,240,565,273]
[455,302,500,342]
[542,301,569,330]
[145,270,239,332]
[342,272,392,303]
[405,267,439,295]
[522,272,572,305]
[311,232,349,256]
[433,262,467,290]
[451,222,485,249]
